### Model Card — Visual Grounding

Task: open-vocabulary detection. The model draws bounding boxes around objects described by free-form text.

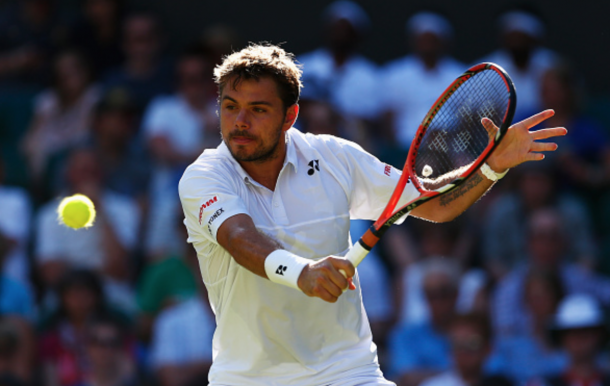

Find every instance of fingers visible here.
[525,152,546,162]
[530,141,558,152]
[481,118,499,141]
[300,257,356,303]
[530,127,568,140]
[332,258,356,279]
[514,109,555,130]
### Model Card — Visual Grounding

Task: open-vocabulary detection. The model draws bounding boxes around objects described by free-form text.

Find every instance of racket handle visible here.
[339,241,371,278]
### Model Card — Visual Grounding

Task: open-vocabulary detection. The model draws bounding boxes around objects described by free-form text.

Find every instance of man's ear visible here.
[283,104,299,131]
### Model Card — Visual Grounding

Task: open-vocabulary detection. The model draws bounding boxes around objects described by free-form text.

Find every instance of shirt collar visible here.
[217,128,299,184]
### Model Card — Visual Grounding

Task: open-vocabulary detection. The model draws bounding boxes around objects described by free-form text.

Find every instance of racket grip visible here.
[339,241,371,278]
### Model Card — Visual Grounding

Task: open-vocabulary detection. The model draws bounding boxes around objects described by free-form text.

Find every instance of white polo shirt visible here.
[179,128,418,386]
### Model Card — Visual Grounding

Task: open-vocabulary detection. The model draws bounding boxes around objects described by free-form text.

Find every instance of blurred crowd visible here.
[0,0,610,386]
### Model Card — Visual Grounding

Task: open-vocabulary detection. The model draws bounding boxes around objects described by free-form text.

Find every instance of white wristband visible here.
[480,163,509,181]
[264,250,310,291]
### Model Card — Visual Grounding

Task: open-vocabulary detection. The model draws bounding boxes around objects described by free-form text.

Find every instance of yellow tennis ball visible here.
[57,194,96,229]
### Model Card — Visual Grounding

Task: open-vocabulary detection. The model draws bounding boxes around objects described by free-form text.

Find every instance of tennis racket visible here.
[344,62,516,271]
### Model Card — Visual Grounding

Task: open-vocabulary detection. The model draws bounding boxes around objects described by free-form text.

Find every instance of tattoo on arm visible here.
[439,173,485,207]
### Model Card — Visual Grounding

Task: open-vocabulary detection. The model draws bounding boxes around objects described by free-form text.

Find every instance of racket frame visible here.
[345,63,516,268]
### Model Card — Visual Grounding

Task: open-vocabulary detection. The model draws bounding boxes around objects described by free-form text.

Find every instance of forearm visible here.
[410,171,494,223]
[216,214,282,279]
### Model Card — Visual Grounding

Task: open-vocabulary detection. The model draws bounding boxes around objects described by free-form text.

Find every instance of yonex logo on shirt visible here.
[307,160,320,175]
[206,208,225,234]
[275,265,287,275]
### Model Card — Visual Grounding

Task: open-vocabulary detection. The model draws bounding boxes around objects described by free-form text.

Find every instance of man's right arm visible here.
[216,214,356,303]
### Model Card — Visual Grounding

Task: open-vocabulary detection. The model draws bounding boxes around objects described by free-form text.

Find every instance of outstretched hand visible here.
[484,109,568,173]
[297,256,356,303]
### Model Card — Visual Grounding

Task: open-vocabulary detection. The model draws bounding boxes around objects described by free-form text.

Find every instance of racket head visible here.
[406,62,516,194]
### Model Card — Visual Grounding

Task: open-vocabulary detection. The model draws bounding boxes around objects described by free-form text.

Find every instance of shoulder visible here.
[178,148,237,194]
[291,128,364,152]
[290,129,368,165]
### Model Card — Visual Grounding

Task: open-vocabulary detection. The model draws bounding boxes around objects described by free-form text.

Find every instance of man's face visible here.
[450,324,489,376]
[219,76,296,163]
[423,273,458,323]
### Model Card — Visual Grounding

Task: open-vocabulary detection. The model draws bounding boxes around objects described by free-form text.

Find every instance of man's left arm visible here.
[410,110,567,223]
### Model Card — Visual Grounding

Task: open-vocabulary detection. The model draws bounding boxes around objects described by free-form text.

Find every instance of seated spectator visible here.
[39,269,128,386]
[21,49,100,202]
[297,1,382,121]
[0,231,35,321]
[141,46,217,259]
[103,13,173,111]
[388,257,460,386]
[149,274,214,386]
[381,11,464,151]
[491,270,567,384]
[0,0,64,87]
[483,163,596,278]
[492,208,610,336]
[478,7,560,118]
[389,217,479,325]
[136,208,198,344]
[66,0,125,77]
[420,313,513,386]
[0,316,36,386]
[81,315,138,386]
[537,294,610,386]
[0,154,33,285]
[34,148,140,315]
[349,220,394,361]
[89,89,150,202]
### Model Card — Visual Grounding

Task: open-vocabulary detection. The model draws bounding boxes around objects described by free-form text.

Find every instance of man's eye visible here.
[254,108,266,113]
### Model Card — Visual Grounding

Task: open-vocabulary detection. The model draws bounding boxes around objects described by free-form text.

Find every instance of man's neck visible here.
[238,143,287,191]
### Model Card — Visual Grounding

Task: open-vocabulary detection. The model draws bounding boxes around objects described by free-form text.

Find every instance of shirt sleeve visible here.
[178,162,250,245]
[332,138,419,222]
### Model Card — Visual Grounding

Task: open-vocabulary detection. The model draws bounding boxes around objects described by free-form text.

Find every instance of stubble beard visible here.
[222,122,285,164]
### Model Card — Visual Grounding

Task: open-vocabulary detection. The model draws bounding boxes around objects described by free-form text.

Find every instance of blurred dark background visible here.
[1,0,610,386]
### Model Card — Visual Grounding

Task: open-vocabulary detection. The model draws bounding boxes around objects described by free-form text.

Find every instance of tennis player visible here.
[178,43,566,386]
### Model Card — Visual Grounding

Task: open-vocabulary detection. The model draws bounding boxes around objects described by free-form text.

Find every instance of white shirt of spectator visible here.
[420,371,468,386]
[142,94,207,155]
[150,296,215,368]
[381,55,464,148]
[142,94,209,256]
[35,191,140,269]
[298,48,382,119]
[0,186,32,283]
[179,128,418,386]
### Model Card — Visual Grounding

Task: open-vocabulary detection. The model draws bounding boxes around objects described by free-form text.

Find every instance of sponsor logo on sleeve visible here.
[207,208,225,235]
[198,196,218,224]
[384,164,391,176]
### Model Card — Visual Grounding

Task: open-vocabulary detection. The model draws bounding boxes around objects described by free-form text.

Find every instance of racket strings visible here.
[414,69,509,190]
